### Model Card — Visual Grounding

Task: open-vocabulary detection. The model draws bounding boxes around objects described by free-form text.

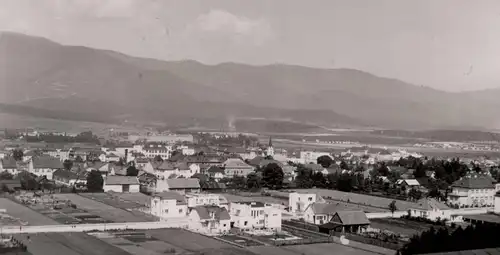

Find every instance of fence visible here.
[282,220,320,232]
[331,231,402,251]
[0,220,189,234]
[366,211,407,219]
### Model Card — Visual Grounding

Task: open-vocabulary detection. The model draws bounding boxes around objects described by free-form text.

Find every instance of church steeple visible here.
[266,136,274,157]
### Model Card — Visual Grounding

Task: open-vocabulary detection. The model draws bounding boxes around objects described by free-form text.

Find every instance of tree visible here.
[340,161,350,170]
[12,149,23,161]
[317,155,333,168]
[74,155,84,163]
[126,166,139,176]
[230,176,247,190]
[246,173,262,191]
[409,188,423,201]
[311,172,327,188]
[262,163,284,189]
[389,200,397,217]
[153,155,163,162]
[0,171,14,180]
[295,165,313,188]
[86,170,104,192]
[63,160,73,171]
[18,172,38,190]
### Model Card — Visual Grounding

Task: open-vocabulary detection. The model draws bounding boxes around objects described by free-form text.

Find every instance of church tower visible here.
[266,136,274,157]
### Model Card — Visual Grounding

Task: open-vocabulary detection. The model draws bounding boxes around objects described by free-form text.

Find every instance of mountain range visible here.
[1,31,499,131]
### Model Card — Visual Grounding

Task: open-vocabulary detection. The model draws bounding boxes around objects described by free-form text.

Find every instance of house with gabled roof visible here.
[0,157,19,175]
[28,156,63,180]
[447,172,498,208]
[222,158,254,178]
[150,191,188,220]
[188,205,231,235]
[303,202,341,225]
[103,176,140,193]
[319,210,370,234]
[206,166,225,181]
[155,178,201,194]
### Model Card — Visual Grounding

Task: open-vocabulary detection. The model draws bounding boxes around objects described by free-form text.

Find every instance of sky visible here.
[1,0,500,92]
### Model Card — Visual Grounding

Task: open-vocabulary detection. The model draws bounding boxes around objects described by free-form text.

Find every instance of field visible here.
[221,193,289,207]
[15,233,131,255]
[79,193,151,210]
[281,189,420,212]
[369,218,439,237]
[0,198,59,226]
[91,229,256,255]
[52,194,156,222]
[249,243,377,255]
[218,234,265,247]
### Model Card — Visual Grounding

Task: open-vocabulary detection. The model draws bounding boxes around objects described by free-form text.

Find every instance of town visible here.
[0,129,499,255]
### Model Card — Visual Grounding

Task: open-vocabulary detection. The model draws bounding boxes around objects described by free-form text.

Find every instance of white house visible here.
[396,179,421,191]
[409,198,452,221]
[155,178,201,194]
[206,166,225,181]
[222,158,254,178]
[188,205,231,235]
[0,158,19,175]
[103,176,140,193]
[150,191,188,220]
[289,192,325,215]
[142,143,172,159]
[28,156,63,180]
[153,162,198,179]
[229,201,281,231]
[185,193,229,210]
[303,202,340,225]
[447,172,498,208]
[300,151,331,164]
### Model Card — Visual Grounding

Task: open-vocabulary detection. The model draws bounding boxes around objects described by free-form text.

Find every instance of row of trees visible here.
[400,223,500,255]
[24,131,100,144]
[220,163,284,190]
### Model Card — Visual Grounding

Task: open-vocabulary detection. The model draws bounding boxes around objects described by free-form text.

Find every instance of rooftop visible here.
[154,191,187,204]
[191,205,231,221]
[32,156,63,169]
[166,178,200,189]
[105,176,139,185]
[451,172,495,189]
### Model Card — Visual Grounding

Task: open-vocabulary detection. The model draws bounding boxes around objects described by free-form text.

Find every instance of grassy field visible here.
[15,233,132,255]
[91,229,256,255]
[369,218,437,237]
[52,194,155,222]
[249,243,377,255]
[0,198,59,226]
[282,189,420,212]
[222,193,289,207]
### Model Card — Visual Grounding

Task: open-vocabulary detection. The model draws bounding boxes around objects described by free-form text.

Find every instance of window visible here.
[223,224,227,227]
[179,209,183,213]
[259,220,265,224]
[308,197,312,201]
[165,209,169,213]
[244,221,248,226]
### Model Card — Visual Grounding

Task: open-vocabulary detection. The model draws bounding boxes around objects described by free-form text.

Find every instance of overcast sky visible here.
[1,0,500,92]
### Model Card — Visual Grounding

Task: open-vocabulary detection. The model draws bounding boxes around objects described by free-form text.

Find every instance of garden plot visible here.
[52,194,154,222]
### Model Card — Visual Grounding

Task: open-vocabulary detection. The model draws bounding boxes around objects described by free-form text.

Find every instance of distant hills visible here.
[1,31,500,131]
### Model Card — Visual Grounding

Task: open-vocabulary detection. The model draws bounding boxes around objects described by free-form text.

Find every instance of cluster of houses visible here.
[147,191,282,235]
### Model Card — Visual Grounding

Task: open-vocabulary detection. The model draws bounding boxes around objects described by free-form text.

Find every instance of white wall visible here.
[0,221,189,234]
[150,197,188,219]
[289,192,317,214]
[495,196,500,214]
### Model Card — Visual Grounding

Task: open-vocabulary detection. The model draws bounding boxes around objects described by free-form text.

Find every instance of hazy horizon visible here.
[1,0,500,92]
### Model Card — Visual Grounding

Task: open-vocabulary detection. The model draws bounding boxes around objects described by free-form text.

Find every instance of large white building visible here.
[299,151,332,164]
[447,172,500,208]
[150,191,189,220]
[289,192,325,215]
[103,176,140,193]
[188,205,231,235]
[229,201,281,231]
[186,193,229,210]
